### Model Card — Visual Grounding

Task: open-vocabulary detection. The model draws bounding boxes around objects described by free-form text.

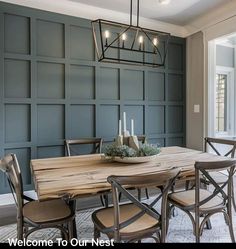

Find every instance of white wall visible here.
[186,15,236,150]
[186,32,204,150]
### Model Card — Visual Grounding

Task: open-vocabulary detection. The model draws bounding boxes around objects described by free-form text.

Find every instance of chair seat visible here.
[23,199,72,224]
[92,203,159,234]
[208,171,228,184]
[169,189,224,211]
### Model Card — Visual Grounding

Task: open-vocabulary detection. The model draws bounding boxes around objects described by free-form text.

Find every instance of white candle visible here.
[118,119,122,136]
[131,119,134,136]
[123,112,126,132]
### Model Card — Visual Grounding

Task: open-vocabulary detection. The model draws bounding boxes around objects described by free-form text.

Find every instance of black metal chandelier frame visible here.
[91,0,171,67]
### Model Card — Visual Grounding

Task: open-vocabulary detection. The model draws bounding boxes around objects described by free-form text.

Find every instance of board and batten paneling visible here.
[0,2,186,194]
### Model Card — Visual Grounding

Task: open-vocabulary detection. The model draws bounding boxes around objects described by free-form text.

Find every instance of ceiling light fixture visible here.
[159,0,171,5]
[91,0,171,67]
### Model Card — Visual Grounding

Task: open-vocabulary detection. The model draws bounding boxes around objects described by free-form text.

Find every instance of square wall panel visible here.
[5,104,30,143]
[5,148,31,185]
[123,105,144,135]
[100,67,119,100]
[37,105,64,142]
[70,105,94,138]
[37,146,64,159]
[37,20,64,58]
[122,70,144,100]
[4,59,30,98]
[168,43,183,70]
[147,72,165,101]
[70,25,94,60]
[168,106,183,133]
[37,62,65,99]
[70,65,95,99]
[4,14,30,54]
[147,106,165,134]
[167,137,183,147]
[98,105,119,138]
[168,74,183,101]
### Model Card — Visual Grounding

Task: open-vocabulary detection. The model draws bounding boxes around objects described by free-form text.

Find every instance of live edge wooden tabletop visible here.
[30,146,229,201]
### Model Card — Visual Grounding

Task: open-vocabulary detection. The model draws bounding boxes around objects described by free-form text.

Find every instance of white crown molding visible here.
[0,0,187,37]
[184,1,236,37]
[1,1,236,40]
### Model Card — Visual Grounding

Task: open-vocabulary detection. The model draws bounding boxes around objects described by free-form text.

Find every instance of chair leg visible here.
[137,188,141,201]
[61,224,67,240]
[232,180,236,212]
[195,209,200,243]
[100,194,109,207]
[17,217,23,240]
[100,195,105,206]
[118,192,122,202]
[205,219,212,230]
[145,188,149,199]
[68,221,75,240]
[94,226,101,240]
[228,214,235,243]
[226,202,235,243]
[185,180,191,190]
[104,194,109,207]
[69,200,77,239]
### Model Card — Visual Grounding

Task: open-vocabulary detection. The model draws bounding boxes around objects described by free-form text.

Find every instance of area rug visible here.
[0,206,235,243]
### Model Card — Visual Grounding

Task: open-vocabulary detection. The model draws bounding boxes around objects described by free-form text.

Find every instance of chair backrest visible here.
[194,160,236,212]
[107,168,180,242]
[204,137,236,158]
[65,138,103,156]
[0,154,23,211]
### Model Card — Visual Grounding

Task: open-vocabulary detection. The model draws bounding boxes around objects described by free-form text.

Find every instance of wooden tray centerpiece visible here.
[103,112,161,164]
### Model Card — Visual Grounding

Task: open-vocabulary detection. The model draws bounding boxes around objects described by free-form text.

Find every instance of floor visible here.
[0,202,235,243]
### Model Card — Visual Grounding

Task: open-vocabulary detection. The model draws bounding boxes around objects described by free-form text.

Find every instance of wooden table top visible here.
[31,146,228,201]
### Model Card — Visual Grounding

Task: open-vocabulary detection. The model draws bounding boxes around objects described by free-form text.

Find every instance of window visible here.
[215,73,227,133]
[215,67,234,136]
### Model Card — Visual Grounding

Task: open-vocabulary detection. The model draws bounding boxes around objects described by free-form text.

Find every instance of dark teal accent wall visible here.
[0,2,186,194]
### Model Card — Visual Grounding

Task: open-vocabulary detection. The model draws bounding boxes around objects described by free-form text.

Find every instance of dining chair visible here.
[0,154,75,240]
[65,138,103,156]
[64,138,109,207]
[91,168,180,243]
[118,135,149,202]
[167,160,236,243]
[204,137,236,211]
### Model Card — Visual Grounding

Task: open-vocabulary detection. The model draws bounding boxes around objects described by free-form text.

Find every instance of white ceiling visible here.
[2,0,236,37]
[70,0,232,25]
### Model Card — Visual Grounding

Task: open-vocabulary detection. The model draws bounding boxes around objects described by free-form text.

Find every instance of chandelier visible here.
[91,0,171,67]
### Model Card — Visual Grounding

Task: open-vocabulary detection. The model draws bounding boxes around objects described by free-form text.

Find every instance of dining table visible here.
[30,146,230,238]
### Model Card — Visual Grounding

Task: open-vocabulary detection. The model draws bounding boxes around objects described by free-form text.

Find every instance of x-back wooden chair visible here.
[65,138,103,156]
[168,160,236,243]
[0,154,75,240]
[64,138,109,207]
[92,168,180,243]
[118,135,149,202]
[204,137,236,211]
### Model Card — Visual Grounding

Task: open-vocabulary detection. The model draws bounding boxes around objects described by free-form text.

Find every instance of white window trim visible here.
[215,66,234,137]
[206,40,236,137]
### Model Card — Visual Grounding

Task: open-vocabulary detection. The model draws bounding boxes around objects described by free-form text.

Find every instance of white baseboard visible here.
[0,190,38,206]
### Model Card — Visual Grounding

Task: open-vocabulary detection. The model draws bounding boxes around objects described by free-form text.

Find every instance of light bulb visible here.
[104,30,110,39]
[153,38,158,46]
[159,0,171,5]
[122,33,127,41]
[139,36,143,44]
